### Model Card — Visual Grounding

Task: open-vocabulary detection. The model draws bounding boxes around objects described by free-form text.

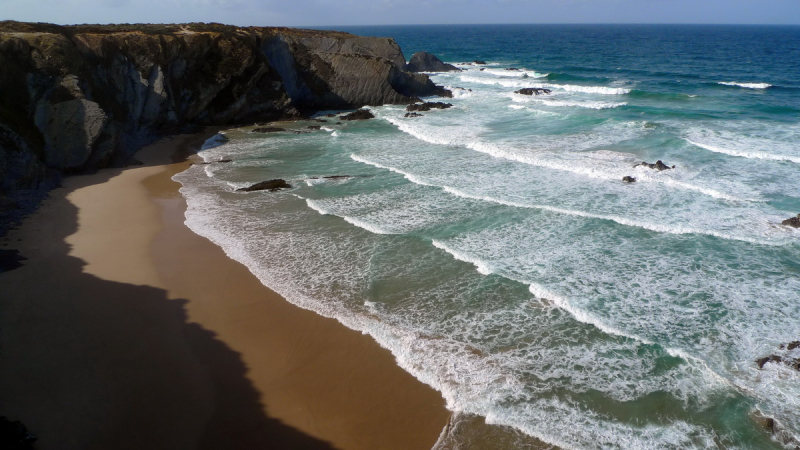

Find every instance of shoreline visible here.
[0,130,450,449]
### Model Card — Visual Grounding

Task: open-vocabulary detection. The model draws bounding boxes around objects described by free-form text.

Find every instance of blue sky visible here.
[2,0,799,26]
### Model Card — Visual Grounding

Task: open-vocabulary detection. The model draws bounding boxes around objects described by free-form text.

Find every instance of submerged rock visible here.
[515,88,551,96]
[404,51,461,73]
[634,160,675,171]
[339,109,375,120]
[622,176,637,183]
[406,102,453,112]
[236,179,292,192]
[307,125,321,130]
[252,127,286,133]
[781,214,800,228]
[404,112,424,118]
[474,60,487,65]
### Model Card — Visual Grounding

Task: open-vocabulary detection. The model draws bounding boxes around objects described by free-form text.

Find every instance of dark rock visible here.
[515,88,552,96]
[404,51,461,73]
[474,60,487,65]
[0,22,446,223]
[781,341,800,350]
[307,125,321,130]
[312,119,328,122]
[756,354,800,371]
[217,159,232,163]
[336,122,342,125]
[324,113,338,117]
[433,86,453,98]
[406,102,453,112]
[404,112,424,118]
[781,214,800,228]
[0,416,36,449]
[480,68,486,71]
[0,249,26,273]
[506,68,521,71]
[252,127,286,133]
[764,417,776,433]
[622,176,637,183]
[324,175,350,180]
[756,355,783,369]
[236,179,292,192]
[339,109,374,121]
[634,160,674,171]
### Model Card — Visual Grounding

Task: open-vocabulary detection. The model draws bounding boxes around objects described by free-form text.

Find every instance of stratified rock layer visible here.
[403,51,461,73]
[0,21,441,209]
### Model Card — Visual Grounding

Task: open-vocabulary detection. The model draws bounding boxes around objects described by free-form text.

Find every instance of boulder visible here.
[404,51,461,73]
[406,102,453,112]
[622,176,636,183]
[404,112,424,118]
[634,160,674,171]
[781,214,800,228]
[506,68,521,71]
[433,87,454,98]
[236,179,292,192]
[474,60,487,65]
[307,125,321,130]
[252,127,286,133]
[515,88,552,96]
[339,109,375,120]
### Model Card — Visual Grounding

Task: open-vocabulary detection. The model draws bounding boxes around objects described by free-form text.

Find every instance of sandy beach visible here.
[0,131,450,450]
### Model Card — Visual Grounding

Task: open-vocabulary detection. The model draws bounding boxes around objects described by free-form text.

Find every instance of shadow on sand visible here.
[0,168,337,450]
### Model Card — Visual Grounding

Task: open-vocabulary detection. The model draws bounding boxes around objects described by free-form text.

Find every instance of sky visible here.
[1,0,799,27]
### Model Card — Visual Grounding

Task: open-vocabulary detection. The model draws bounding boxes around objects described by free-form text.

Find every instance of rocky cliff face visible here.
[0,21,440,224]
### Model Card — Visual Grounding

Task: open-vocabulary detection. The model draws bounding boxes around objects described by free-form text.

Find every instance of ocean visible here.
[173,25,800,449]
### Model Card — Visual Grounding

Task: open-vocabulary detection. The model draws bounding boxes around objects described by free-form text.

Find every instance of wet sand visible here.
[0,132,450,450]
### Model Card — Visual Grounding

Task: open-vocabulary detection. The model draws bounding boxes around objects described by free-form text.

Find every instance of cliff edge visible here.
[0,21,440,227]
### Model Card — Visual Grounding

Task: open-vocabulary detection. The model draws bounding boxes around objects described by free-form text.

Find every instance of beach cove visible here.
[0,132,450,449]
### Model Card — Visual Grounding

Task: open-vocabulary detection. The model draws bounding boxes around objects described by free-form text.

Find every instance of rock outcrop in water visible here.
[781,214,800,228]
[339,109,374,120]
[403,51,461,73]
[622,176,636,183]
[407,102,453,112]
[236,179,292,192]
[634,160,675,171]
[0,21,445,229]
[515,88,551,96]
[756,341,800,370]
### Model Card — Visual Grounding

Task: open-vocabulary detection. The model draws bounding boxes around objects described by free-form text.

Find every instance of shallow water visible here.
[175,25,800,449]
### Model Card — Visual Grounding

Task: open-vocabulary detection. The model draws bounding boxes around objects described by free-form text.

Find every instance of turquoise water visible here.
[175,25,800,448]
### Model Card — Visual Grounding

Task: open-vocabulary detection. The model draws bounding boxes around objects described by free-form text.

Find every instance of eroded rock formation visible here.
[403,51,461,73]
[0,21,445,227]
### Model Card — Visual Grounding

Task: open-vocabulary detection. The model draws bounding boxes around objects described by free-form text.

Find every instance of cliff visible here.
[0,21,441,227]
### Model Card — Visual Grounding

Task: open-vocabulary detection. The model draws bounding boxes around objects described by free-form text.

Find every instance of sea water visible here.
[174,25,800,449]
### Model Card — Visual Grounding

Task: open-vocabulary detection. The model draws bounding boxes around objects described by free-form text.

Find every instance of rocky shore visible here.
[0,21,447,233]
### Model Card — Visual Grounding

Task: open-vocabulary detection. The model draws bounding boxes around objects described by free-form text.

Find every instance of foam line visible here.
[718,81,772,89]
[350,154,782,245]
[459,76,631,94]
[686,139,800,164]
[382,116,753,204]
